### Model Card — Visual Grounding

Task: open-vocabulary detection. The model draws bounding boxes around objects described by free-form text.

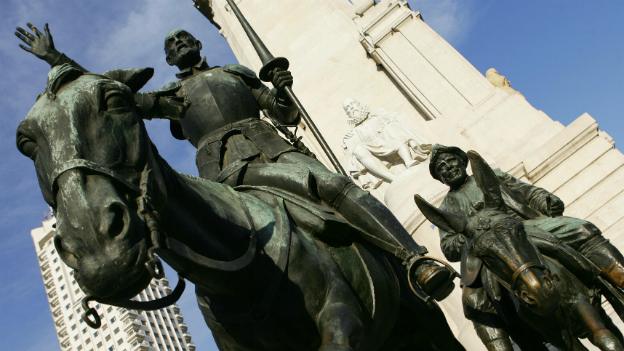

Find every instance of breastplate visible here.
[178,68,261,146]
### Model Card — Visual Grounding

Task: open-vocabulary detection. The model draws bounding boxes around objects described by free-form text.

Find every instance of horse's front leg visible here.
[576,300,624,351]
[317,281,364,351]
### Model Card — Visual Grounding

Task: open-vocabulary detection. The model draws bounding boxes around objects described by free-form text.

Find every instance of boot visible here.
[413,261,455,300]
[330,182,425,256]
[587,243,624,289]
[332,183,455,300]
[602,261,624,288]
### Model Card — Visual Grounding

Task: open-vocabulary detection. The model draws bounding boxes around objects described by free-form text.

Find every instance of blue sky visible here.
[0,1,622,350]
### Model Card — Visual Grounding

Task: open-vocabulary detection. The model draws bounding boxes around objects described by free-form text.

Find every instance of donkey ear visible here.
[467,150,503,209]
[102,67,154,93]
[414,194,466,234]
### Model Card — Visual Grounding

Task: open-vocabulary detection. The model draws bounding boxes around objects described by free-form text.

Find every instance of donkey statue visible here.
[415,150,624,351]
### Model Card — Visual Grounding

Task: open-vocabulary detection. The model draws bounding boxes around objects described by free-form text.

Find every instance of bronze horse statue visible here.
[16,64,464,351]
[415,151,624,351]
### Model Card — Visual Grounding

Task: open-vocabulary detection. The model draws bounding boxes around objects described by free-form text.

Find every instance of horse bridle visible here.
[49,154,187,329]
[490,259,548,298]
[52,145,260,328]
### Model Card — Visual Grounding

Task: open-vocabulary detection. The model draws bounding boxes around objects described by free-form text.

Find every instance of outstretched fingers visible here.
[44,23,52,40]
[18,44,33,53]
[27,22,42,37]
[15,22,57,61]
[15,27,34,44]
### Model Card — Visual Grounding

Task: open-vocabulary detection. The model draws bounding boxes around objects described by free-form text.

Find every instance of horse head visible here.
[16,64,162,307]
[415,151,559,315]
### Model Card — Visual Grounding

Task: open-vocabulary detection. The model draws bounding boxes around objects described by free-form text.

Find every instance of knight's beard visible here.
[171,47,200,68]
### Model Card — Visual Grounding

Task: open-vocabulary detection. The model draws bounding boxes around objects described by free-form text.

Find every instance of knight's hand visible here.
[15,23,59,63]
[545,194,564,217]
[271,69,294,90]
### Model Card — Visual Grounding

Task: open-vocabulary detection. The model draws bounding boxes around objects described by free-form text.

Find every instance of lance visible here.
[193,0,347,176]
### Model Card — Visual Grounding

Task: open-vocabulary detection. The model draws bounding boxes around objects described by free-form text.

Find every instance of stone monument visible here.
[211,0,624,348]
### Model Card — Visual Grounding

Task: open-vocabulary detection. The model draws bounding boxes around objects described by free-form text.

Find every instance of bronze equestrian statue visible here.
[15,22,456,300]
[15,25,464,351]
[416,148,624,350]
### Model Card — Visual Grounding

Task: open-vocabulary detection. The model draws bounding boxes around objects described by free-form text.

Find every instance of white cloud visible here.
[408,0,476,45]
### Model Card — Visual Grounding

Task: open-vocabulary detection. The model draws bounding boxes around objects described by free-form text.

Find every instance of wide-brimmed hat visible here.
[429,144,468,181]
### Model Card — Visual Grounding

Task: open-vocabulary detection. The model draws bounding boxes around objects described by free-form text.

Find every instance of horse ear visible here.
[467,150,503,208]
[414,194,466,235]
[102,67,154,93]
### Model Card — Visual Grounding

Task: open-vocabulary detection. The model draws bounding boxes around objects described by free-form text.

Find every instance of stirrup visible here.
[405,255,459,302]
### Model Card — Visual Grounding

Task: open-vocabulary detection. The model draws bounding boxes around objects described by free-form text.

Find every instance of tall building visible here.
[211,0,624,348]
[31,217,196,351]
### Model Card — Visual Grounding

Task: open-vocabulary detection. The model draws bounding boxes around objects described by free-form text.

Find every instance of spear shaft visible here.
[210,0,347,176]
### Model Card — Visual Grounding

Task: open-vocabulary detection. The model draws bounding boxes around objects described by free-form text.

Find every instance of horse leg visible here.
[577,300,624,351]
[316,283,364,351]
[473,322,514,351]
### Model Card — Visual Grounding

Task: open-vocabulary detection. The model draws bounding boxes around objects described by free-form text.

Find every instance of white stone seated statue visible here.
[342,98,430,189]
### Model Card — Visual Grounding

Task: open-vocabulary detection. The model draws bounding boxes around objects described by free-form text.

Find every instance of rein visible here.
[81,276,186,329]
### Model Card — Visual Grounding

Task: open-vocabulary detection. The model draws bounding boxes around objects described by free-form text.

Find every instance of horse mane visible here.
[46,63,84,98]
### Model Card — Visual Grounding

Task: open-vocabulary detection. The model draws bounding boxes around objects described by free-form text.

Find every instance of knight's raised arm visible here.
[15,22,86,71]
